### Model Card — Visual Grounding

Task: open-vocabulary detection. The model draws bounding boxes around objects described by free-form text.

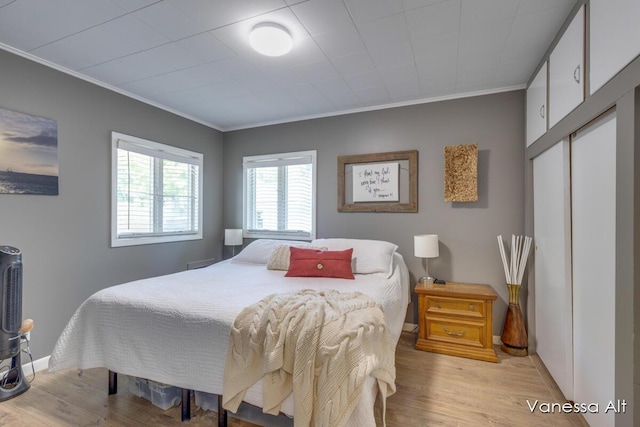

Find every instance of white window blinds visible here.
[111,132,203,247]
[243,150,316,240]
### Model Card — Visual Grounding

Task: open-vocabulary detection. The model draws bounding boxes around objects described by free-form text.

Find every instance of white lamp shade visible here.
[224,229,243,246]
[249,23,293,57]
[414,234,439,258]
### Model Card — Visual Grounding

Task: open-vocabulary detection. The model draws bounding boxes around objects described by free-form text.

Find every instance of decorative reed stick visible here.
[497,235,532,285]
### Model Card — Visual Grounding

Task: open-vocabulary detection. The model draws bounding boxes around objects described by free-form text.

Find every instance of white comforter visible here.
[49,253,409,421]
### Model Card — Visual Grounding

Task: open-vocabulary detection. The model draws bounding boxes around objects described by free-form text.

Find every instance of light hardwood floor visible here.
[0,332,584,426]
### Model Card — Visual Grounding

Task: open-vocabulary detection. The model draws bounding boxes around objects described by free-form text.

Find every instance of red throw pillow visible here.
[285,247,355,279]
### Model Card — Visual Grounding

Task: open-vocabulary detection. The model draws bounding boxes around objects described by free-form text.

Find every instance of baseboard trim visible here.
[402,322,418,332]
[23,355,50,373]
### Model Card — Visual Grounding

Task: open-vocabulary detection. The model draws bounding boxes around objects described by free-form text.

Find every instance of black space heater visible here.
[0,246,29,401]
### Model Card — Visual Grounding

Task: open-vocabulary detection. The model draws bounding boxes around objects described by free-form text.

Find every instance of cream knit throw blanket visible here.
[223,289,396,427]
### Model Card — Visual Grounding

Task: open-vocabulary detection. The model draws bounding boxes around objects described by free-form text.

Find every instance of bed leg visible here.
[108,370,117,395]
[217,394,227,427]
[181,389,191,422]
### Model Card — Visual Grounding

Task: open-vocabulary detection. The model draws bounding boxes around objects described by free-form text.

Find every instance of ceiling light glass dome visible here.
[249,23,293,57]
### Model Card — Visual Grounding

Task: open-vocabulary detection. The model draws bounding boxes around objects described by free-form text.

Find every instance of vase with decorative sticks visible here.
[497,235,533,356]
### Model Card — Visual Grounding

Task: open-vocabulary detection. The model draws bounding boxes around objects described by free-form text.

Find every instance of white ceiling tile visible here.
[460,0,519,28]
[118,63,227,97]
[344,70,384,91]
[31,15,168,70]
[282,83,334,110]
[419,73,456,97]
[378,63,421,100]
[331,50,375,76]
[344,0,404,23]
[403,0,448,12]
[295,60,341,83]
[313,27,366,58]
[257,66,310,88]
[503,7,570,66]
[0,0,98,51]
[291,0,354,36]
[169,0,287,31]
[133,1,206,40]
[177,32,236,63]
[313,78,361,108]
[354,85,391,105]
[358,13,410,49]
[82,42,203,85]
[368,42,414,69]
[415,54,457,80]
[405,0,461,40]
[412,31,458,63]
[108,0,160,14]
[517,0,576,16]
[55,0,128,25]
[456,64,497,91]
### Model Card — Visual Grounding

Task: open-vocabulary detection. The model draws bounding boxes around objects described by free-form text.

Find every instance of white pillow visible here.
[311,238,398,277]
[233,239,310,264]
[266,244,328,270]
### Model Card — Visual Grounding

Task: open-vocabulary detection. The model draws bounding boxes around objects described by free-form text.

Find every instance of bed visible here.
[48,238,410,426]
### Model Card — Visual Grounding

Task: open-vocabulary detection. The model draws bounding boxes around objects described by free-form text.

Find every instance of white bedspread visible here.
[49,253,409,421]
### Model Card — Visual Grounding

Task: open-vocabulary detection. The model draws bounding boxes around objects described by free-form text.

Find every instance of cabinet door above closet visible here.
[549,6,584,128]
[526,62,547,147]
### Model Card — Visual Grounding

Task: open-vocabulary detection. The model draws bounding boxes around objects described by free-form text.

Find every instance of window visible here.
[111,132,203,247]
[243,150,316,240]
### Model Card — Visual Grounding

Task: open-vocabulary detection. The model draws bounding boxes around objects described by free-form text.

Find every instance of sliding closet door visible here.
[571,112,616,427]
[533,141,573,399]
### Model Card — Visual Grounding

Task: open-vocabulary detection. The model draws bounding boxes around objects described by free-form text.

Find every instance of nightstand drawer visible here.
[426,296,484,318]
[426,318,485,348]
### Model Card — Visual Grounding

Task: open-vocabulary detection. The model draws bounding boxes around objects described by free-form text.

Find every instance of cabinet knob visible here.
[469,304,475,311]
[573,64,581,84]
[434,301,441,308]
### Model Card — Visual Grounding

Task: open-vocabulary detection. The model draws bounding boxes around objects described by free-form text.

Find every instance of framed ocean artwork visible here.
[0,107,58,195]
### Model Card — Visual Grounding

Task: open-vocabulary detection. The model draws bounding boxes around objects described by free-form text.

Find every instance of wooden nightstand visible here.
[415,282,498,363]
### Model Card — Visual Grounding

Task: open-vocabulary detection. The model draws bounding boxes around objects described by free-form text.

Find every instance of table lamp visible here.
[414,234,439,284]
[224,229,243,257]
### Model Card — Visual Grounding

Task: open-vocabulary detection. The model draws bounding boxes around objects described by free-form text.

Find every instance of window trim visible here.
[111,132,203,247]
[242,150,317,241]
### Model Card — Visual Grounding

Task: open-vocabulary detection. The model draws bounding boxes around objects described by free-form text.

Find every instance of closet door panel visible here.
[533,141,573,398]
[571,112,616,427]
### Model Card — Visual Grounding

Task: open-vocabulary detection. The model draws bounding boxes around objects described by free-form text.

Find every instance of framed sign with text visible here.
[337,150,418,212]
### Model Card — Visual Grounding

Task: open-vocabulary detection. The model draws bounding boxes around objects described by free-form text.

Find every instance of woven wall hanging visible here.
[444,143,478,202]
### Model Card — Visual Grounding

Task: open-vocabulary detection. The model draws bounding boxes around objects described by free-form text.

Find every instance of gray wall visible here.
[224,90,525,333]
[0,49,224,361]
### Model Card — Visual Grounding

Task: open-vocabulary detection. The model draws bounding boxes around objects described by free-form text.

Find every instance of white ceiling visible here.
[0,0,577,131]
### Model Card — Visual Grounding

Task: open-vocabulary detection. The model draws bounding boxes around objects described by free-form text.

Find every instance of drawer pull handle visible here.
[443,327,465,337]
[434,302,441,308]
[469,304,475,310]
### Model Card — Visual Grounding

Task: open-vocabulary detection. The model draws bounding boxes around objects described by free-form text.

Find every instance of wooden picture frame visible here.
[338,150,418,212]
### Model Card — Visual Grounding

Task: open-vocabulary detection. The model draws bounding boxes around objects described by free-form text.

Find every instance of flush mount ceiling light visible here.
[249,22,293,57]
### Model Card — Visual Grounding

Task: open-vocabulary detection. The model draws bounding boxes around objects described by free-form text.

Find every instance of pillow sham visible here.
[311,238,398,278]
[266,244,327,271]
[233,239,311,264]
[285,247,355,279]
